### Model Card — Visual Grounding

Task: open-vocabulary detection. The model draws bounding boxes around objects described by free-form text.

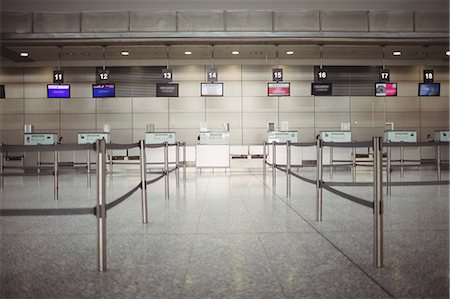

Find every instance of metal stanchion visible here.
[263,142,267,183]
[400,144,404,178]
[351,146,356,183]
[54,150,59,200]
[329,145,333,179]
[96,139,107,272]
[37,151,41,176]
[109,149,113,173]
[0,150,3,188]
[386,141,391,196]
[436,144,441,181]
[164,142,169,199]
[87,149,91,188]
[373,136,383,268]
[272,142,276,189]
[183,142,187,181]
[316,138,323,222]
[286,141,291,198]
[176,142,180,188]
[139,140,148,224]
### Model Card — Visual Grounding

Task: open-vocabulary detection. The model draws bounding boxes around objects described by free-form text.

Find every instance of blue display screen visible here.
[93,84,115,98]
[418,83,440,96]
[47,84,70,98]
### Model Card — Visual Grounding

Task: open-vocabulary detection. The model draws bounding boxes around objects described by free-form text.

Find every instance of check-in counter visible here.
[75,132,110,164]
[384,130,420,166]
[320,131,352,166]
[23,133,59,167]
[197,131,230,169]
[266,131,302,166]
[144,132,177,167]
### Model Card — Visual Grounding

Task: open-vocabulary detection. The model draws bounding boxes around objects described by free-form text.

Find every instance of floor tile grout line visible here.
[249,170,396,299]
[235,179,290,299]
[178,173,210,297]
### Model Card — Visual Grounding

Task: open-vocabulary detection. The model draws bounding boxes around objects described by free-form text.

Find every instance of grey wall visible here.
[0,63,448,147]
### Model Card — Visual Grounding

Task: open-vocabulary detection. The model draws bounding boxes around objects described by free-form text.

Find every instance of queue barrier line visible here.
[105,183,142,211]
[383,141,449,148]
[106,143,141,150]
[322,182,374,209]
[1,143,94,153]
[290,171,316,185]
[322,141,373,148]
[0,207,95,217]
[146,174,166,186]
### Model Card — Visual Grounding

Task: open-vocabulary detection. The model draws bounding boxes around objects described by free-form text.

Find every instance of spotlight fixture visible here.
[231,51,240,55]
[20,52,29,57]
[184,51,192,55]
[286,51,294,55]
[446,51,450,56]
[392,51,402,56]
[121,51,130,56]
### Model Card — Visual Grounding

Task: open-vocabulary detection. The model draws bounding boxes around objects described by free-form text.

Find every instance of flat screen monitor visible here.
[47,84,70,98]
[156,83,179,97]
[93,84,115,98]
[375,82,397,97]
[201,83,223,96]
[418,83,440,96]
[268,82,290,96]
[0,85,5,98]
[311,83,332,96]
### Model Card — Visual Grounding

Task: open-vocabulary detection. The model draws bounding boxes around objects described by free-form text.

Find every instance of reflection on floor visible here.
[1,167,448,298]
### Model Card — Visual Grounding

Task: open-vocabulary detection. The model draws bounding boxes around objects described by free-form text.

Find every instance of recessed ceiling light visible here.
[231,50,240,55]
[392,51,402,56]
[286,51,294,55]
[121,51,130,56]
[20,52,29,57]
[446,50,450,56]
[184,51,192,55]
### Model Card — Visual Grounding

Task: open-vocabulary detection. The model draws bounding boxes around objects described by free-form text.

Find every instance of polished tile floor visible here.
[0,166,448,298]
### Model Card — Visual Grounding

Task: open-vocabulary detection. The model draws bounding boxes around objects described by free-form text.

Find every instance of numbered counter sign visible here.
[208,68,218,82]
[53,71,64,84]
[272,68,283,82]
[97,69,110,83]
[317,69,327,81]
[162,69,173,82]
[379,69,390,82]
[423,70,434,83]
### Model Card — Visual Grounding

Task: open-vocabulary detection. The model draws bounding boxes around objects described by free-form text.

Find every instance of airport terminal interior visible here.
[0,0,449,298]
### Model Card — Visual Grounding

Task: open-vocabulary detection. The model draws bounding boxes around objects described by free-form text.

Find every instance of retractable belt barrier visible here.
[0,139,186,272]
[266,137,449,269]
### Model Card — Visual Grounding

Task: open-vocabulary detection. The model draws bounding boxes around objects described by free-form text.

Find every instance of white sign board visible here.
[24,133,58,145]
[267,131,298,143]
[384,131,417,143]
[199,132,230,145]
[434,131,449,142]
[320,131,352,142]
[78,132,110,144]
[145,132,176,144]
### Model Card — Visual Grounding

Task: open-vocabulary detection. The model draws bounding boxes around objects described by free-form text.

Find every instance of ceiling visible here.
[3,44,448,64]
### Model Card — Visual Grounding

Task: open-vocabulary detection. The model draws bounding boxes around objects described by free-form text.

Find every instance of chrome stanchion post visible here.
[263,142,267,183]
[373,136,383,268]
[351,146,356,183]
[316,138,323,222]
[87,149,91,188]
[436,143,441,181]
[286,141,291,198]
[176,142,180,188]
[164,142,169,199]
[0,149,3,188]
[400,143,404,178]
[183,142,187,181]
[37,151,41,176]
[386,141,391,196]
[272,142,276,189]
[96,139,107,272]
[139,140,148,224]
[54,150,59,200]
[329,145,333,179]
